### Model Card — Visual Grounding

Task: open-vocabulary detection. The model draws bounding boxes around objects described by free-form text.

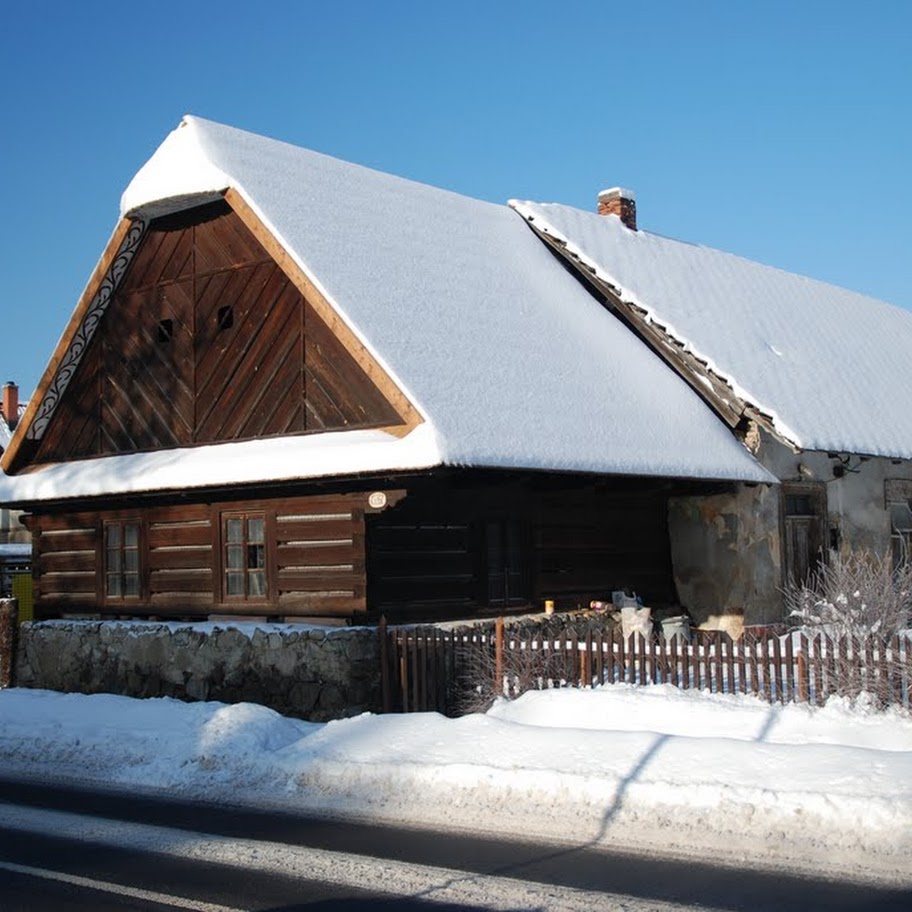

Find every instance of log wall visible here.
[27,476,680,625]
[27,492,374,620]
[366,478,677,622]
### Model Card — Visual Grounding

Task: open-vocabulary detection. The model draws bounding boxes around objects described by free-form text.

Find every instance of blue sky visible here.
[1,0,909,398]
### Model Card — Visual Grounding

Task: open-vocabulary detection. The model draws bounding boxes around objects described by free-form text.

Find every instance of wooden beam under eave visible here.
[224,188,423,438]
[1,217,137,475]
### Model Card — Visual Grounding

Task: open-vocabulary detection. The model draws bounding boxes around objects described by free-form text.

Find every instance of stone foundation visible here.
[0,598,17,688]
[14,620,381,721]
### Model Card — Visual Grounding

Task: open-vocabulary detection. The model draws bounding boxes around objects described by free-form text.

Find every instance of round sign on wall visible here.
[368,491,387,509]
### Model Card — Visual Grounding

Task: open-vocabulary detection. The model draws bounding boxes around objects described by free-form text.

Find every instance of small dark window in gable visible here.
[157,319,173,343]
[217,305,234,331]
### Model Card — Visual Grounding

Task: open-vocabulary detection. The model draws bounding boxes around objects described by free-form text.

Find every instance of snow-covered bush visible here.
[785,549,912,707]
[785,548,912,640]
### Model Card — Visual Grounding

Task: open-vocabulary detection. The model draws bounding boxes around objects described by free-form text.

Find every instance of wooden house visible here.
[0,117,772,625]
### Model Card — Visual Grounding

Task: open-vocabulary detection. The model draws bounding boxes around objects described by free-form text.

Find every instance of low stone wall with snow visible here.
[0,598,17,689]
[14,620,381,721]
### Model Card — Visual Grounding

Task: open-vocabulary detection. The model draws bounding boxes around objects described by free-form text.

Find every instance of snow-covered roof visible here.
[511,200,912,459]
[0,117,772,505]
[0,403,25,453]
[2,426,441,504]
[0,543,30,560]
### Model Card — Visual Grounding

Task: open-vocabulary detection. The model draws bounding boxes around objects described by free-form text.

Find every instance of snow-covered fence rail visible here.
[379,618,912,716]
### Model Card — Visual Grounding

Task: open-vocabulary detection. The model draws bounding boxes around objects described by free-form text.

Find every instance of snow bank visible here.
[1,684,910,885]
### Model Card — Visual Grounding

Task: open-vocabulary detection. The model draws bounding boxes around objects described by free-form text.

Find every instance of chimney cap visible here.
[598,187,636,202]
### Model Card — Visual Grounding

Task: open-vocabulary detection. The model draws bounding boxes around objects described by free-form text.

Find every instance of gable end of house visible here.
[2,194,421,475]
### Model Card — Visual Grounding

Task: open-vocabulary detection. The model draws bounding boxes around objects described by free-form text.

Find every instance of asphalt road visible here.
[0,777,908,911]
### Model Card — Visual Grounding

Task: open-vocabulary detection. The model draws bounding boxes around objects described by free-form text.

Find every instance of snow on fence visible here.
[379,617,912,716]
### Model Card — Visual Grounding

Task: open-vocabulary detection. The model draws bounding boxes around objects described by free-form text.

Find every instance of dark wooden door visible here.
[782,484,826,587]
[485,519,530,607]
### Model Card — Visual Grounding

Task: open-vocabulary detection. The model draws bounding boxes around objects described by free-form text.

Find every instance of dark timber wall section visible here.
[366,476,678,623]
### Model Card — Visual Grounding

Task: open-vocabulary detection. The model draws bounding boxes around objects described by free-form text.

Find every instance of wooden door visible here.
[485,519,530,607]
[782,484,827,587]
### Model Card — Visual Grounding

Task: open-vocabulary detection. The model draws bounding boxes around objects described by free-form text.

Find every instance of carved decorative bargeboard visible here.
[28,219,147,440]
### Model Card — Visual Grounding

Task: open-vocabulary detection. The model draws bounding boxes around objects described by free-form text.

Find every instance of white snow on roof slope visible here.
[1,404,27,453]
[0,543,30,559]
[0,426,441,504]
[3,117,772,504]
[512,201,912,459]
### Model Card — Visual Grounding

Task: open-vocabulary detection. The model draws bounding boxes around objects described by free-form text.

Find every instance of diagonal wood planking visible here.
[33,199,405,463]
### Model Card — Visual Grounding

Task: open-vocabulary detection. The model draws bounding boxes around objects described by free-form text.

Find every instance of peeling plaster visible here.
[669,429,912,627]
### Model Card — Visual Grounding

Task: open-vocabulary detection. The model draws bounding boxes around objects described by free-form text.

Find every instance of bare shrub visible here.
[455,632,577,715]
[785,548,912,706]
[785,548,912,639]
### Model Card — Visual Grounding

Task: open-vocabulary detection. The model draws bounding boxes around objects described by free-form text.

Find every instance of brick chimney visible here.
[597,187,637,230]
[2,382,19,430]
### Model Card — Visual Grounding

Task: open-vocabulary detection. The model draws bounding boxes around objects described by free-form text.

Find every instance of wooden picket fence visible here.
[379,617,912,716]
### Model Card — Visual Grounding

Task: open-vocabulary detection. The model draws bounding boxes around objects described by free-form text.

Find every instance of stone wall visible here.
[0,598,16,688]
[14,620,382,721]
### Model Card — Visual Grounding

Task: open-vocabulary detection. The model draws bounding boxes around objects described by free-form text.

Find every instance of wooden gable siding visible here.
[27,492,374,619]
[32,201,403,464]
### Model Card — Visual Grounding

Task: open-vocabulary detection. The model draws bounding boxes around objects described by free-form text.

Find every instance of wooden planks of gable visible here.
[32,199,406,465]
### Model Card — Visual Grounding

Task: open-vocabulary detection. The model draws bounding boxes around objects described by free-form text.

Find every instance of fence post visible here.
[796,634,808,703]
[713,632,724,693]
[494,616,504,697]
[0,598,18,689]
[771,634,784,703]
[378,615,391,713]
[400,630,411,713]
[890,635,903,706]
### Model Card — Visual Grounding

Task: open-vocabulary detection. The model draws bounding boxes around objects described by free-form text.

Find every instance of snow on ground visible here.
[1,684,910,886]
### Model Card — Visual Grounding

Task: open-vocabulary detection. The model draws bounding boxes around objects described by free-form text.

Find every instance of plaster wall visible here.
[669,482,782,625]
[669,431,912,626]
[758,436,912,557]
